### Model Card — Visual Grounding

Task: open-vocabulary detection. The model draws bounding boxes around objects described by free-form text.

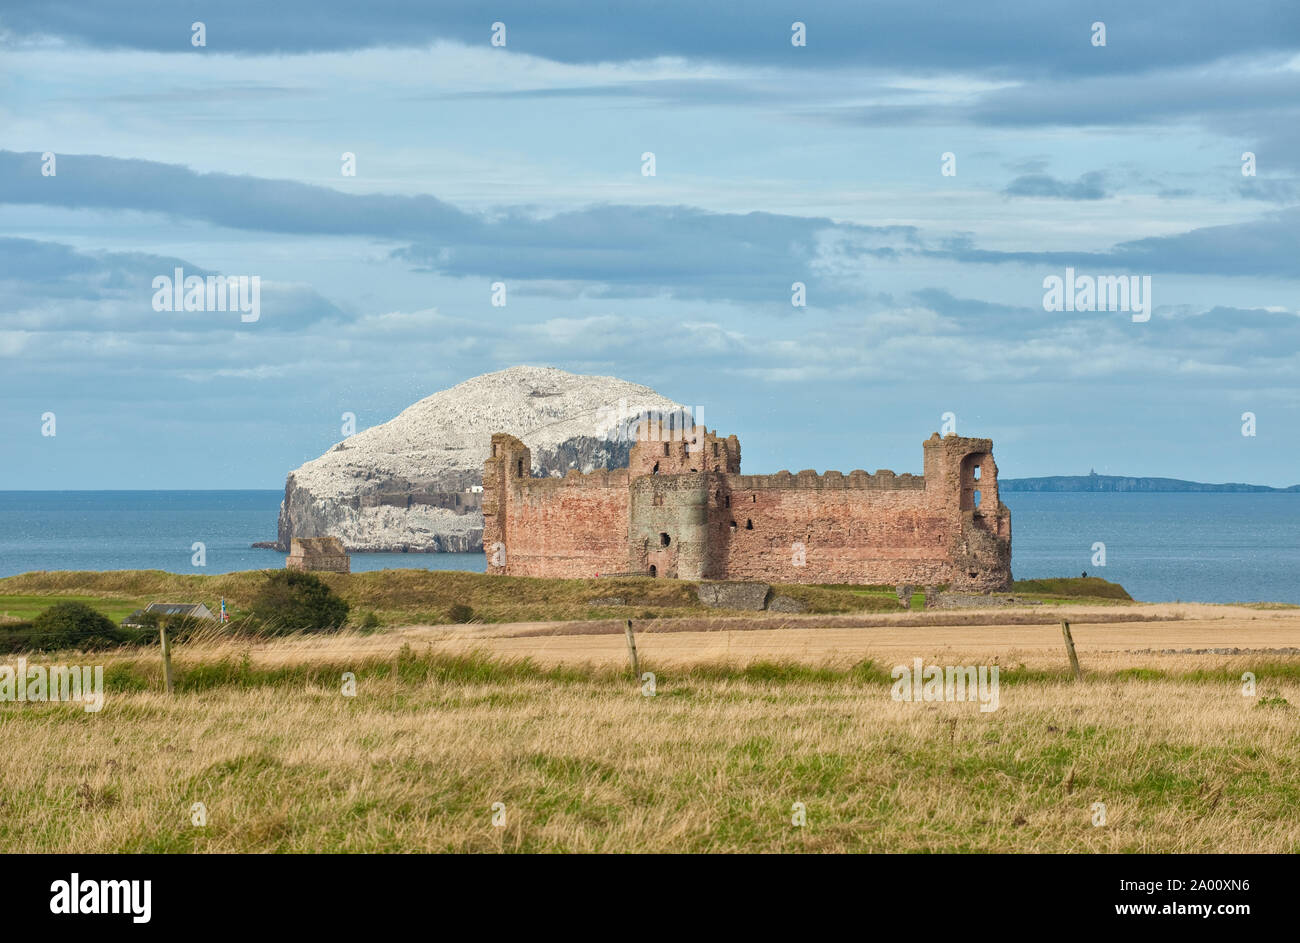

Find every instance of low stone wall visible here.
[696,582,771,611]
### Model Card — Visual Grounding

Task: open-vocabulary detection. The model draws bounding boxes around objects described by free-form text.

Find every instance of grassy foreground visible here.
[1,647,1296,853]
[0,569,1134,630]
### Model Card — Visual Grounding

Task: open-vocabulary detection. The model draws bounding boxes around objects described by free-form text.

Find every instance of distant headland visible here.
[1003,470,1300,493]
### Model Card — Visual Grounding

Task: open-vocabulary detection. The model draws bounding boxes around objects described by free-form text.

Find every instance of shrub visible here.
[447,603,474,623]
[0,622,36,654]
[28,601,127,651]
[358,611,382,630]
[248,570,350,634]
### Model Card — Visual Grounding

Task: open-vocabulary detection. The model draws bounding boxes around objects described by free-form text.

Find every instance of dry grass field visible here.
[1,600,1297,853]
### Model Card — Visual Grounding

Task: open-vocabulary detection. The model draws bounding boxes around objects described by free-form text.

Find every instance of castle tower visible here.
[482,433,530,574]
[923,432,1001,514]
[627,419,739,478]
[923,432,1011,590]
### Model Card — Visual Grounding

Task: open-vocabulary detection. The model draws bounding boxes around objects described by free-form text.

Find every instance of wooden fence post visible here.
[624,619,639,679]
[159,623,175,694]
[1061,620,1083,681]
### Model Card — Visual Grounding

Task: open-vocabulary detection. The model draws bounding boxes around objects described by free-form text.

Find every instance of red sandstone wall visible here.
[708,478,959,584]
[485,428,1011,590]
[499,472,631,577]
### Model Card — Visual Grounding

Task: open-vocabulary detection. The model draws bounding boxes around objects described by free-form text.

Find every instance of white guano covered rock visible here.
[265,366,685,553]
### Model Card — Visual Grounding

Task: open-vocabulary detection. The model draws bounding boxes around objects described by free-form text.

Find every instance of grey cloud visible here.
[4,0,1296,79]
[926,208,1300,278]
[0,151,916,304]
[0,237,346,332]
[1004,172,1109,200]
[1237,179,1300,203]
[822,62,1300,132]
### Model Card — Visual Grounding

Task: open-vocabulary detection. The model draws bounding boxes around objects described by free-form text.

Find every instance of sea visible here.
[0,491,1296,604]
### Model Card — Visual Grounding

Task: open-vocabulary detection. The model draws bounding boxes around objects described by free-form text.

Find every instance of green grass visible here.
[0,594,143,623]
[0,570,1141,641]
[1012,576,1134,601]
[63,649,1300,697]
[0,569,911,627]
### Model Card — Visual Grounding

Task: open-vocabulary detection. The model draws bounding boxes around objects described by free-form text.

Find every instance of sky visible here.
[2,0,1299,488]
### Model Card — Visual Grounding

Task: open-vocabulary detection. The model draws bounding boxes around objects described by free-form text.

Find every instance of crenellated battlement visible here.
[727,469,926,491]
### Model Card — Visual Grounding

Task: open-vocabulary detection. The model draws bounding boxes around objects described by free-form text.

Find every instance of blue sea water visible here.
[0,491,1296,603]
[0,491,483,578]
[1007,492,1299,604]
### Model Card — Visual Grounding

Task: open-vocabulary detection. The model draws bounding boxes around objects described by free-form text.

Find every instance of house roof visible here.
[122,602,215,625]
[146,603,211,617]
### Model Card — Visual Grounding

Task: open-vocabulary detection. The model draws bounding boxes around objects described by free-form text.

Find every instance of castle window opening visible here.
[517,459,523,477]
[730,521,737,531]
[724,495,731,508]
[973,466,981,480]
[650,565,657,578]
[712,443,719,457]
[660,532,670,547]
[652,462,659,475]
[663,443,670,456]
[751,494,756,503]
[974,490,982,508]
[745,519,753,530]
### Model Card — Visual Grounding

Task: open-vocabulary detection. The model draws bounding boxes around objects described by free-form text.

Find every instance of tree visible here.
[30,601,126,651]
[249,570,350,633]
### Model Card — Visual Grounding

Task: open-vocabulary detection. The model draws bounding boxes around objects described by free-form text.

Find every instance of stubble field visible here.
[2,602,1297,853]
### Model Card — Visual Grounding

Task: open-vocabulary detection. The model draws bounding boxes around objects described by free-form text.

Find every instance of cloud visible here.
[0,152,474,238]
[819,58,1300,134]
[4,0,1296,79]
[0,151,918,303]
[1004,172,1109,200]
[16,149,1287,287]
[0,237,346,332]
[1237,178,1300,203]
[922,207,1300,278]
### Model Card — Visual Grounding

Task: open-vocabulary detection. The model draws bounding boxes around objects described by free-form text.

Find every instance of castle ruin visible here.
[482,423,1011,591]
[285,536,351,573]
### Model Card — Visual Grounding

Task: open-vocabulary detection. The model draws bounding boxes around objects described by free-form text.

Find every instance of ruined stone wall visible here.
[485,429,1012,591]
[627,422,740,478]
[484,433,630,577]
[703,472,957,585]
